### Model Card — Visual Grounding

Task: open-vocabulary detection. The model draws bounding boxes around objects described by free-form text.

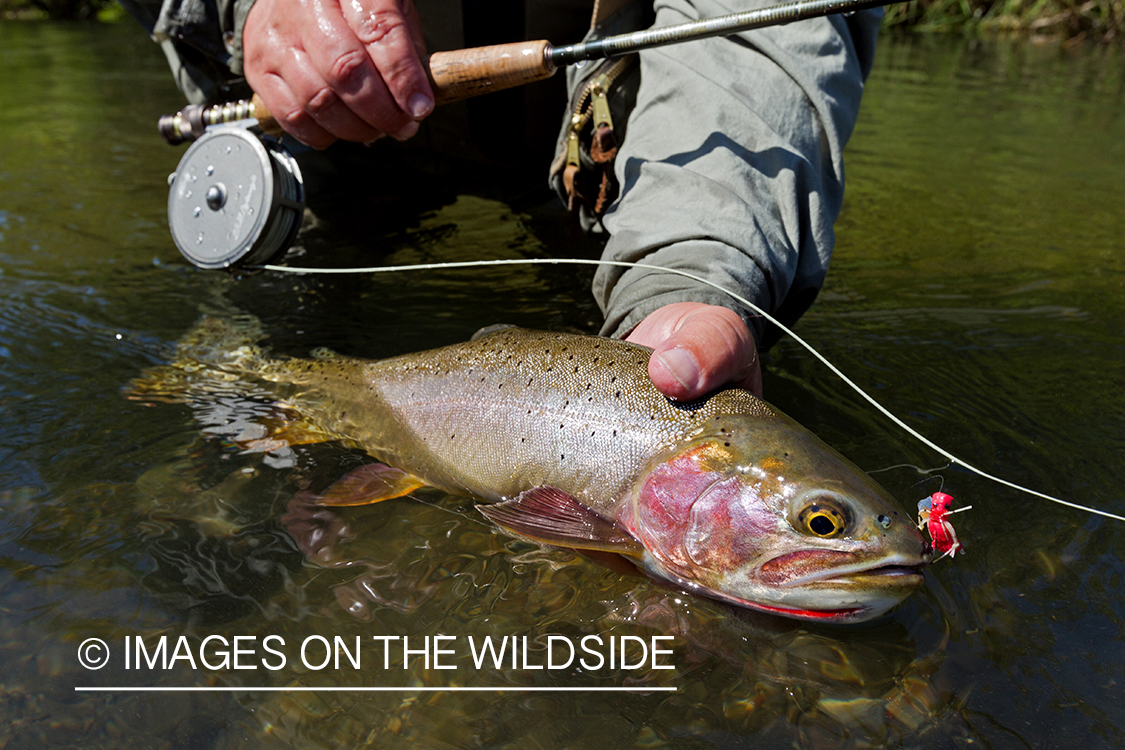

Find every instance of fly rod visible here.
[159,0,895,143]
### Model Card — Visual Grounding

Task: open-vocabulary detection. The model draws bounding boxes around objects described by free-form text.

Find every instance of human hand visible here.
[242,0,433,149]
[624,302,762,400]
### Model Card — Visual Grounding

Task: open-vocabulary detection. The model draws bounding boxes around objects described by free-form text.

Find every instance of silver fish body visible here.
[137,321,929,623]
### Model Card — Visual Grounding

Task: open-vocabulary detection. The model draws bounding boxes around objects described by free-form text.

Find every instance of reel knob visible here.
[167,127,304,270]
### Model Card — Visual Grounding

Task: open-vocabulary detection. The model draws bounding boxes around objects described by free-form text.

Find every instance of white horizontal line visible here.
[75,686,675,693]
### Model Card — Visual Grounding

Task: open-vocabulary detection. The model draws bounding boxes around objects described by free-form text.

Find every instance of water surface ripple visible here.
[0,23,1122,750]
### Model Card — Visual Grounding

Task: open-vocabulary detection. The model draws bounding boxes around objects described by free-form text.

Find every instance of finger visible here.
[340,0,434,129]
[244,0,340,147]
[280,41,387,143]
[298,0,413,139]
[254,68,339,150]
[628,304,761,401]
[402,0,427,57]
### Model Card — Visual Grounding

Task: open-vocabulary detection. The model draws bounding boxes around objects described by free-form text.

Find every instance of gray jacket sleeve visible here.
[593,0,881,347]
[119,0,255,104]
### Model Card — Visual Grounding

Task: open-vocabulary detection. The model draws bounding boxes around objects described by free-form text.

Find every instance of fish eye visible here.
[797,500,850,538]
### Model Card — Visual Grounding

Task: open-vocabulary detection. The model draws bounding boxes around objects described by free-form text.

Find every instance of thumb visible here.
[629,304,762,401]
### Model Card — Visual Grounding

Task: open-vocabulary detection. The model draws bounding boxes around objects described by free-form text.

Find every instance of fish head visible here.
[623,412,929,624]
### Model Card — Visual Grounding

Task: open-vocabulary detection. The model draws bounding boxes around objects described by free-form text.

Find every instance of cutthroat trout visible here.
[131,319,929,623]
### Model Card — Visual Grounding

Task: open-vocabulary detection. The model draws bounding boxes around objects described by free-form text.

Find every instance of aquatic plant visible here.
[883,0,1125,41]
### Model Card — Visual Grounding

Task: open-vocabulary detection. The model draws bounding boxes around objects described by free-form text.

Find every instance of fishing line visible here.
[259,257,1125,523]
[406,492,494,529]
[867,462,949,477]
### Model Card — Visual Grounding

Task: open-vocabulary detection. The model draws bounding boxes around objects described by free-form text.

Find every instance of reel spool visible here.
[167,127,304,270]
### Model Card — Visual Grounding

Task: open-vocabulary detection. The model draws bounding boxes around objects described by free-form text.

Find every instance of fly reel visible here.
[166,126,304,270]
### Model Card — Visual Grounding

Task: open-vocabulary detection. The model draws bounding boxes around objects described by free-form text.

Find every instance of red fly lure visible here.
[917,491,972,561]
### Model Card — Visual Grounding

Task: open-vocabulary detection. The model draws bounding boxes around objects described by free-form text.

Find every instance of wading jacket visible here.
[121,0,881,346]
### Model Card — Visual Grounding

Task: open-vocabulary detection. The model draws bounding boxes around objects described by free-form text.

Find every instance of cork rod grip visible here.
[428,40,556,104]
[249,93,284,138]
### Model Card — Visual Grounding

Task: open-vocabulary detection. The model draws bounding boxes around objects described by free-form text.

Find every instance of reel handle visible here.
[159,40,555,145]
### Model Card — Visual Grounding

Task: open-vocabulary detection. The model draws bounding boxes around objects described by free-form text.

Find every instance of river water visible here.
[1,20,1123,749]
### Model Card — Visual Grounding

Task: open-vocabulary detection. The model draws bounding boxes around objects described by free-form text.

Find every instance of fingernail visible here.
[391,120,420,141]
[655,348,700,394]
[408,93,433,119]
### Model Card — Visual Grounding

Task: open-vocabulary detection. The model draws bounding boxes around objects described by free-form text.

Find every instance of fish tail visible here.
[125,315,270,404]
[174,314,267,370]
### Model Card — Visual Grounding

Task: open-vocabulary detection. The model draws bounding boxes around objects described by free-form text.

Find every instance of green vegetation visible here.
[0,0,121,21]
[882,0,1122,40]
[0,0,1120,40]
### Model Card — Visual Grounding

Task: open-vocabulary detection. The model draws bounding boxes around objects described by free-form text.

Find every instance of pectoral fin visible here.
[312,463,428,506]
[478,486,644,557]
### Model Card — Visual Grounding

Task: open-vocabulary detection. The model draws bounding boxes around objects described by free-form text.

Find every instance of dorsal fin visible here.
[471,323,518,340]
[310,347,344,360]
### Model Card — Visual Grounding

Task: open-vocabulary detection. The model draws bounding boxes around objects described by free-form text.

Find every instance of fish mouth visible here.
[646,566,884,624]
[727,561,928,623]
[771,553,928,590]
[643,552,928,624]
